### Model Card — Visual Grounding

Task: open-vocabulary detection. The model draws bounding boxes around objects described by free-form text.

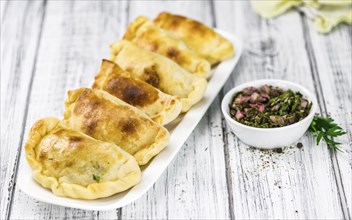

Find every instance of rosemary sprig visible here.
[309,115,347,151]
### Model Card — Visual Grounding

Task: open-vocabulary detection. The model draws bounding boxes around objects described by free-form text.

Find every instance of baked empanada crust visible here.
[25,117,141,200]
[63,88,170,165]
[124,16,211,78]
[110,40,207,112]
[154,12,234,65]
[93,60,182,125]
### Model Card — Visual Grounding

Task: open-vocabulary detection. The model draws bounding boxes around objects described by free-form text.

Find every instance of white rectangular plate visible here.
[18,30,243,211]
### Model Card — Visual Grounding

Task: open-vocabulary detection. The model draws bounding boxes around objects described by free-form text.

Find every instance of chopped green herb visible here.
[93,174,100,182]
[229,85,312,128]
[309,115,346,151]
[229,85,347,151]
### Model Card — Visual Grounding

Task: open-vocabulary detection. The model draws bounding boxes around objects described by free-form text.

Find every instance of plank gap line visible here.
[6,0,48,219]
[210,0,217,28]
[0,0,9,22]
[221,112,236,220]
[210,0,236,218]
[300,13,350,220]
[300,13,326,115]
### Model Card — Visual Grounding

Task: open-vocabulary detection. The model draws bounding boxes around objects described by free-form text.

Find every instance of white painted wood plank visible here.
[304,21,352,218]
[3,1,349,219]
[0,0,7,22]
[214,1,345,219]
[121,97,230,220]
[128,0,214,26]
[0,1,46,219]
[120,1,230,219]
[8,1,128,219]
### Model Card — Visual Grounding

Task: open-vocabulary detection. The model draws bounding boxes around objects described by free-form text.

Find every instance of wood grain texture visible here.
[8,1,128,219]
[0,1,46,219]
[0,0,8,22]
[1,1,351,219]
[303,19,352,218]
[214,1,349,219]
[120,1,230,219]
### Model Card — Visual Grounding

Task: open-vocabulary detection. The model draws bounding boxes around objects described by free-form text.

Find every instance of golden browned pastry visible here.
[63,88,170,165]
[123,16,211,78]
[92,60,182,125]
[110,40,207,112]
[154,12,234,65]
[25,117,141,199]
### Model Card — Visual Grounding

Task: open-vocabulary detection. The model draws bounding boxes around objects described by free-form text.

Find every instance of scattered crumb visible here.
[274,148,283,153]
[297,142,303,148]
[274,180,281,186]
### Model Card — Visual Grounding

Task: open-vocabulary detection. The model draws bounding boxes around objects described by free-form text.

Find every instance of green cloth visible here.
[251,0,303,18]
[251,0,352,33]
[313,4,352,33]
[309,0,352,7]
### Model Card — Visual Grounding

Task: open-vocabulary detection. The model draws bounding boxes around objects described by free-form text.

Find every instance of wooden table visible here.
[1,1,351,219]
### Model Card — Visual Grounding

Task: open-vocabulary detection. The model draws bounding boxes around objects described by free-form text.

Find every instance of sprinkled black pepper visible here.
[274,148,283,153]
[297,142,303,148]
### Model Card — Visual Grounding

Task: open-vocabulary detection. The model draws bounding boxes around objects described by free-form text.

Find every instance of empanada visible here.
[92,60,182,125]
[25,117,141,200]
[110,40,207,112]
[123,16,211,78]
[154,12,234,65]
[63,88,169,165]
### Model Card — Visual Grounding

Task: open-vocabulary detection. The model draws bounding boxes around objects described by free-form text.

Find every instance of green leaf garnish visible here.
[93,174,100,182]
[309,115,346,151]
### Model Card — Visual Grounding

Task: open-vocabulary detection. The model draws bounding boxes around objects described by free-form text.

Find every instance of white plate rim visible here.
[17,29,243,211]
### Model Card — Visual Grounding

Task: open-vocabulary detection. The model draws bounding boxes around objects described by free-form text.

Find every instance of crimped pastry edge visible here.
[24,117,141,200]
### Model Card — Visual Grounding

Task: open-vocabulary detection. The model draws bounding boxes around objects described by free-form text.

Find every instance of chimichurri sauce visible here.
[229,85,312,128]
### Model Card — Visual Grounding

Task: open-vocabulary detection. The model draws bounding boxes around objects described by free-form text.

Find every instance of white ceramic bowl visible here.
[221,79,317,149]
